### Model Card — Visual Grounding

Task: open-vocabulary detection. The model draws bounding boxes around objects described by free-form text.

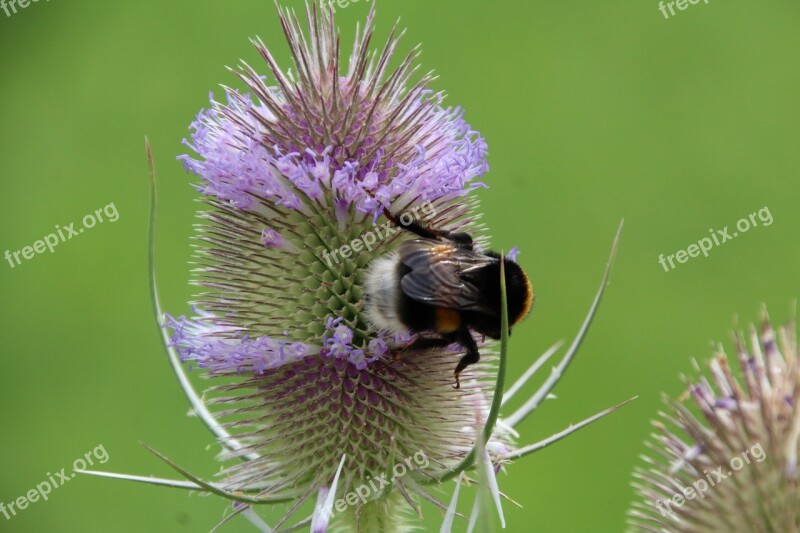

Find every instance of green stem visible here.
[331,491,415,533]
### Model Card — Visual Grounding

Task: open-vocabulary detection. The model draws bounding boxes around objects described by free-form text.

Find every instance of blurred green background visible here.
[1,0,799,531]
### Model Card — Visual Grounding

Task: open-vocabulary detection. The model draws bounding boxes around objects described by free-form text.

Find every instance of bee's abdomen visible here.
[365,253,452,336]
[397,291,436,333]
[396,269,444,334]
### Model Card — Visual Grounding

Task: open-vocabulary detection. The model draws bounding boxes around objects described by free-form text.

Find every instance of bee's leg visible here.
[383,211,474,250]
[395,335,451,360]
[452,330,480,389]
[440,230,474,250]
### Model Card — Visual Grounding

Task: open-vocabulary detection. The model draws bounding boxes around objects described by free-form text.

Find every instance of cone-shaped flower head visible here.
[169,1,500,523]
[141,3,630,531]
[629,309,800,532]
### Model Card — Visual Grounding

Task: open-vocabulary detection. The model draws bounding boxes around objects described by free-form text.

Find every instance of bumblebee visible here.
[365,214,533,388]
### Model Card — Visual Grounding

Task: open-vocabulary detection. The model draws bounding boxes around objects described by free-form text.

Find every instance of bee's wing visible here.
[399,239,497,313]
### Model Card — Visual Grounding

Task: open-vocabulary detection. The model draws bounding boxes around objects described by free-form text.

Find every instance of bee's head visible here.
[472,254,534,339]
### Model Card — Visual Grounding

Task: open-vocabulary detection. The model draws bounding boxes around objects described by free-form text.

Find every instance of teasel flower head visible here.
[80,3,632,531]
[629,307,800,532]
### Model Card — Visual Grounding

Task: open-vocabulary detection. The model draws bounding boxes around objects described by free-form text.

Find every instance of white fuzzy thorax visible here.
[364,253,409,334]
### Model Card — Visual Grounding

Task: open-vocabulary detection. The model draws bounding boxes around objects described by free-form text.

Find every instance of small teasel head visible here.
[628,306,800,532]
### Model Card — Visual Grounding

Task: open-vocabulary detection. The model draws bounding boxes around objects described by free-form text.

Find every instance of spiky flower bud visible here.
[629,308,800,532]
